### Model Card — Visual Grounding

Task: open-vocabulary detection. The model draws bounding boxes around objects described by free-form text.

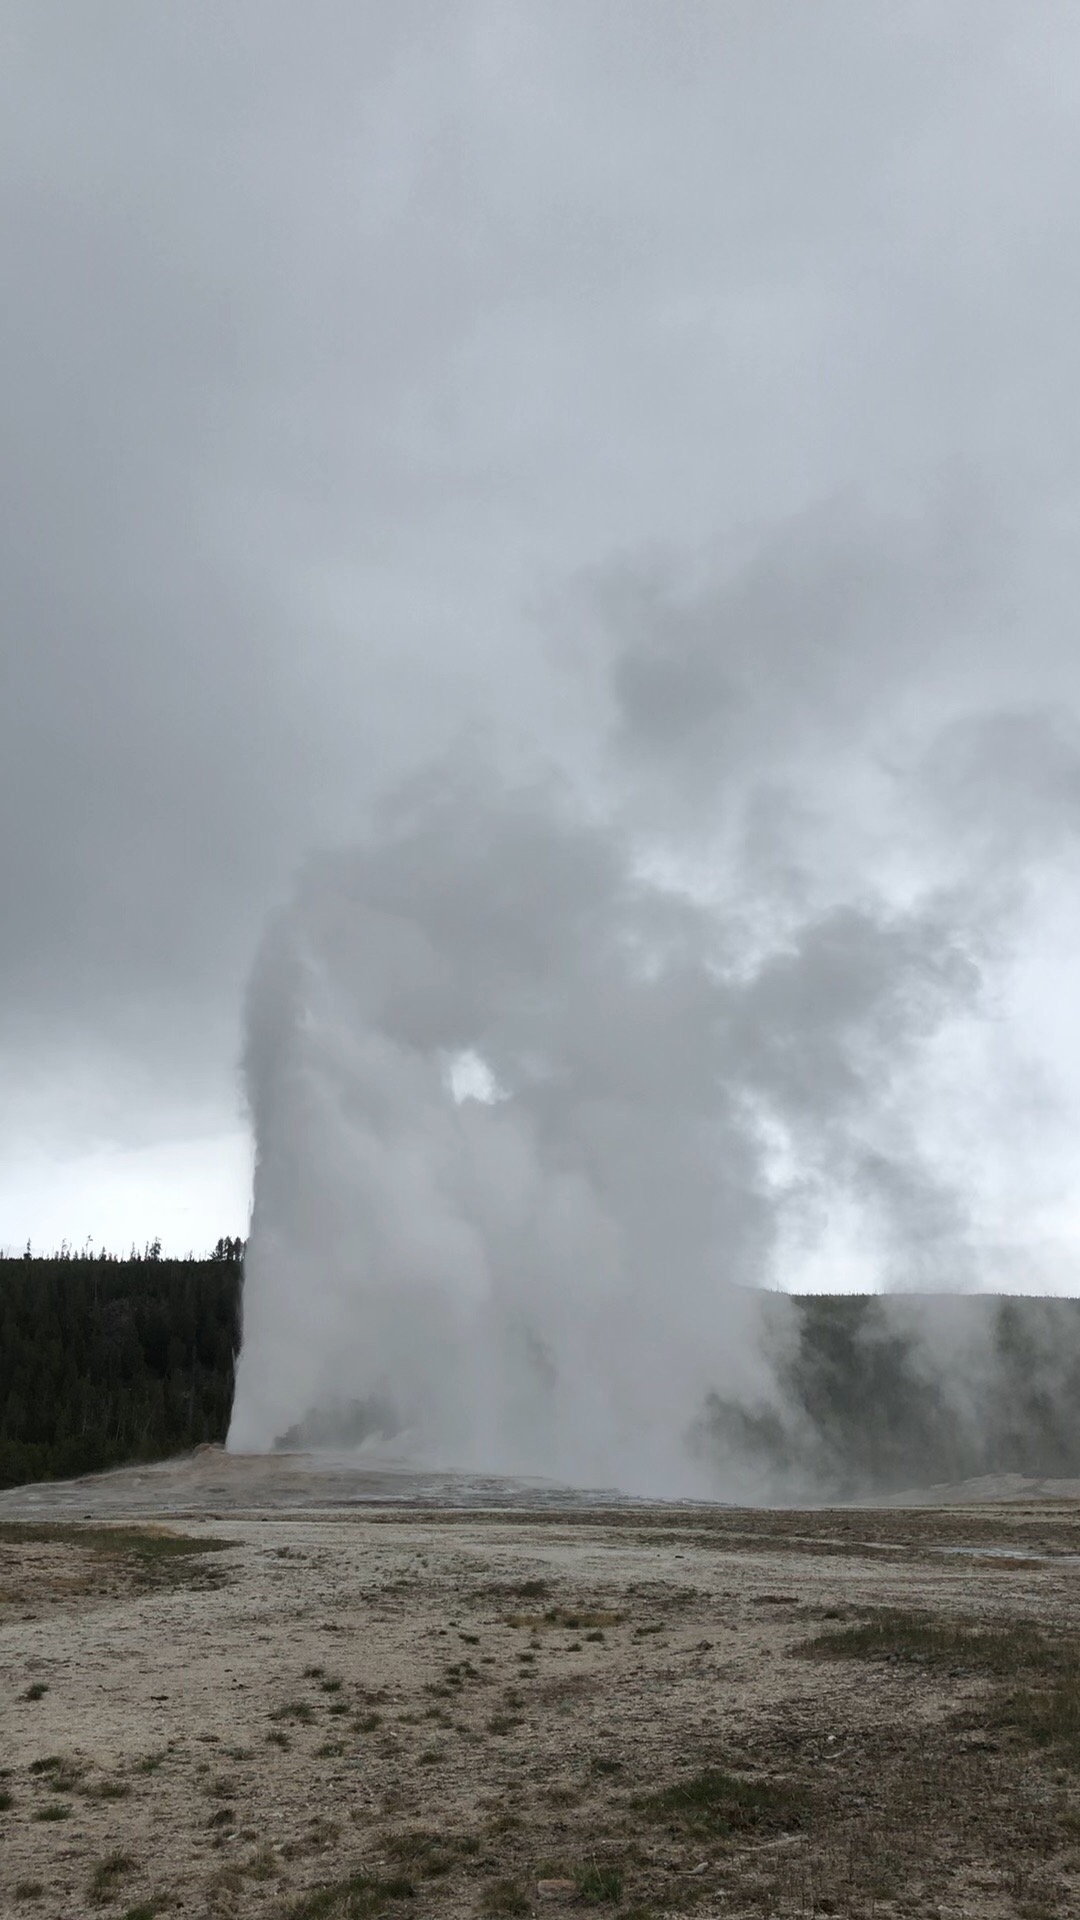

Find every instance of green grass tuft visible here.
[641,1767,808,1838]
[575,1863,623,1903]
[89,1851,136,1904]
[285,1870,418,1919]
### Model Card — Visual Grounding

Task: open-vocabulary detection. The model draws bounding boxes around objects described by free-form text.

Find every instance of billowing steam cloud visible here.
[229,498,1080,1492]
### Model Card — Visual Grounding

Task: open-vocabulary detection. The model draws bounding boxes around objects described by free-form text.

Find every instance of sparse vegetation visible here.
[10,1451,1080,1920]
[805,1608,1080,1764]
[481,1879,529,1915]
[381,1828,479,1879]
[573,1862,624,1903]
[507,1607,623,1632]
[285,1869,418,1919]
[270,1700,315,1723]
[641,1767,809,1838]
[801,1608,1064,1674]
[88,1850,136,1904]
[86,1776,131,1799]
[1,1521,230,1599]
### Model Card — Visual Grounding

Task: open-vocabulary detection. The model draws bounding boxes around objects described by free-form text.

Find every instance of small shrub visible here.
[29,1755,84,1792]
[285,1870,416,1919]
[641,1768,807,1838]
[482,1880,529,1915]
[89,1851,136,1904]
[23,1683,49,1701]
[575,1863,623,1904]
[381,1830,477,1879]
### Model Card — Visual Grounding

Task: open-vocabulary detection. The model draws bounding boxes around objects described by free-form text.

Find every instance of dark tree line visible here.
[704,1292,1080,1496]
[3,1249,1079,1496]
[0,1241,242,1490]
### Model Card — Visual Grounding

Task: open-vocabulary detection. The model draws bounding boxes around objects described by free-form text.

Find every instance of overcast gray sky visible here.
[4,1,1080,1267]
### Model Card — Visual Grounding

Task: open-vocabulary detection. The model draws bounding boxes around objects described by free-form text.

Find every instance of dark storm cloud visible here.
[3,0,1080,1171]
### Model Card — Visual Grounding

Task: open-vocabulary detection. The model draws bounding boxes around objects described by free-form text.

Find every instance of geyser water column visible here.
[228,756,981,1493]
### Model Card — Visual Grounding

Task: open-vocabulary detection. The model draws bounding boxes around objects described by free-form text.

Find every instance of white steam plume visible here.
[229,498,1080,1493]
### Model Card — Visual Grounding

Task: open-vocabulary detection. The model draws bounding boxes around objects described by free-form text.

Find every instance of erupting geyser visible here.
[230,506,1080,1494]
[230,755,992,1482]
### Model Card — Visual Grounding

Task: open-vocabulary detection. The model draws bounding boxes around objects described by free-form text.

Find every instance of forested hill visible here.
[3,1255,1080,1496]
[0,1242,242,1491]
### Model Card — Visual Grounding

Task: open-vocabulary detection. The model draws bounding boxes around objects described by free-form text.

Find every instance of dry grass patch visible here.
[801,1608,1068,1675]
[481,1879,529,1915]
[286,1871,418,1919]
[640,1767,809,1841]
[803,1607,1080,1765]
[381,1827,480,1879]
[0,1520,229,1567]
[570,1862,624,1904]
[88,1850,136,1904]
[507,1607,623,1632]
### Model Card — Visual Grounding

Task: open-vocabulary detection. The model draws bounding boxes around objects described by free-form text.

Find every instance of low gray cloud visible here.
[2,0,1080,1246]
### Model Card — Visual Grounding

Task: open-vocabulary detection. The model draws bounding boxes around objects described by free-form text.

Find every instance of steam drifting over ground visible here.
[230,498,1080,1493]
